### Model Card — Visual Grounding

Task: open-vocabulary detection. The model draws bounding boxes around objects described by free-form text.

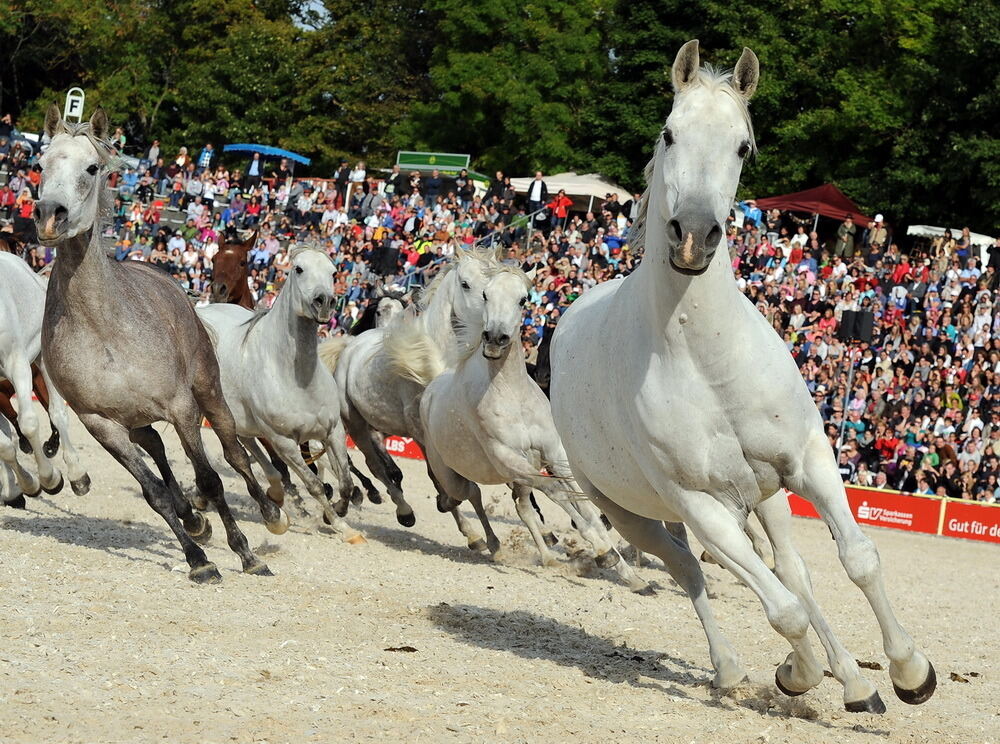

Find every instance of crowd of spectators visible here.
[2,116,999,503]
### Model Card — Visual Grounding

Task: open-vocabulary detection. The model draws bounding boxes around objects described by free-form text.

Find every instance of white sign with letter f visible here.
[64,87,85,122]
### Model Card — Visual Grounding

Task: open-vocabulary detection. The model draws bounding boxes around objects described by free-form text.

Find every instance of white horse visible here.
[549,40,934,714]
[196,247,357,528]
[0,252,88,498]
[321,249,495,547]
[411,264,647,590]
[0,416,24,507]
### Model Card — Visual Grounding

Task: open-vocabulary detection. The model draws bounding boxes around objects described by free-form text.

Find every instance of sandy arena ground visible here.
[1,411,998,744]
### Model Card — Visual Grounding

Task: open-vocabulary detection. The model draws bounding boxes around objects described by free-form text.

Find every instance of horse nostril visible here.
[705,223,722,248]
[669,219,683,242]
[498,334,510,346]
[482,331,490,342]
[54,205,68,219]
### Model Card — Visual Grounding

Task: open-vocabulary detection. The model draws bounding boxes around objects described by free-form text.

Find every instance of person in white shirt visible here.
[527,171,548,215]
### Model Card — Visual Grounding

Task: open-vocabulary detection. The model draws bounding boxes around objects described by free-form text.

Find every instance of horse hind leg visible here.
[423,443,488,552]
[349,418,415,527]
[790,437,936,706]
[243,437,289,508]
[171,407,273,576]
[755,494,884,713]
[78,413,220,583]
[193,378,288,536]
[581,479,747,690]
[511,482,559,566]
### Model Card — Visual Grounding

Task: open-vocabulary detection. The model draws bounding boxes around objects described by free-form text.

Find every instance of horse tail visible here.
[318,336,351,373]
[384,319,445,387]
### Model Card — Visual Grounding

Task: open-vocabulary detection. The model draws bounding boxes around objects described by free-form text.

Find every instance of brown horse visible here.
[36,105,287,583]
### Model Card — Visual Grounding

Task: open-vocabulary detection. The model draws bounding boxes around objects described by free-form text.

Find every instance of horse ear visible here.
[242,229,259,251]
[733,47,760,100]
[44,103,63,139]
[373,279,384,298]
[671,39,700,92]
[526,267,538,282]
[455,244,467,259]
[89,106,109,141]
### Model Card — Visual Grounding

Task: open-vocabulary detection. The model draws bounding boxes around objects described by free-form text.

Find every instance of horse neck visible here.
[48,228,115,309]
[261,282,318,376]
[420,276,459,348]
[632,191,743,345]
[483,339,530,385]
[234,264,255,310]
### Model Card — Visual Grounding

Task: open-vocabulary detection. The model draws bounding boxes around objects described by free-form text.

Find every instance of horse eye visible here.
[461,281,470,290]
[737,141,750,159]
[519,297,527,306]
[482,291,487,301]
[662,129,673,148]
[86,164,99,175]
[294,266,303,274]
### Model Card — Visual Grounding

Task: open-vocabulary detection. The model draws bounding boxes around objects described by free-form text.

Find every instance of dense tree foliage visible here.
[0,0,996,228]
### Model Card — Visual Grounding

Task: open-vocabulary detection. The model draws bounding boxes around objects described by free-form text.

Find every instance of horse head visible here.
[479,265,535,360]
[651,40,758,274]
[36,105,116,244]
[210,230,257,306]
[287,246,336,324]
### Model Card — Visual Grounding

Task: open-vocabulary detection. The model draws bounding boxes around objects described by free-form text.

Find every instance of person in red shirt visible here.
[545,189,573,231]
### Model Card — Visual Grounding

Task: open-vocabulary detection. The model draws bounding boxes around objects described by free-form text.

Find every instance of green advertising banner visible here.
[396,151,470,170]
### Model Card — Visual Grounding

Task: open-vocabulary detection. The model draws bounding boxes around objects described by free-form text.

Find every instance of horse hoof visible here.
[245,561,274,576]
[41,473,64,496]
[323,482,334,498]
[845,691,887,714]
[366,489,383,504]
[4,494,26,509]
[397,512,416,528]
[775,666,810,697]
[43,439,60,459]
[70,474,91,496]
[24,483,41,498]
[893,662,936,705]
[189,563,223,584]
[542,531,559,547]
[189,493,208,511]
[266,508,290,535]
[468,538,488,553]
[486,537,501,554]
[350,486,363,506]
[595,550,620,569]
[18,437,33,455]
[333,498,349,518]
[266,487,284,507]
[187,513,212,544]
[713,672,749,692]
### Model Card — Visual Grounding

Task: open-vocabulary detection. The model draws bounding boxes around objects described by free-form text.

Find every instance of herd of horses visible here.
[0,42,936,717]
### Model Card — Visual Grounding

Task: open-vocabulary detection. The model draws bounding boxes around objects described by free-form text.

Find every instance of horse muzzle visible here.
[482,330,511,359]
[34,199,69,243]
[310,295,334,324]
[665,214,721,275]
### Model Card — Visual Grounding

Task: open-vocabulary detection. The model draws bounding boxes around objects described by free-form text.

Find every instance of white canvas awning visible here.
[509,172,634,213]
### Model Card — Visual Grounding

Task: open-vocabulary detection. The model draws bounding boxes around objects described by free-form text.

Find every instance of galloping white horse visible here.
[550,41,934,713]
[0,252,89,498]
[321,248,495,546]
[196,247,358,527]
[414,264,647,590]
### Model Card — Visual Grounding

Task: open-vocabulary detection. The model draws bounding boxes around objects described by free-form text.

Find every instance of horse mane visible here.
[416,263,455,309]
[628,64,756,260]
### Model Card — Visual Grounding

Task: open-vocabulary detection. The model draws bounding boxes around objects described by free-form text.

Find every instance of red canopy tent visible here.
[753,184,872,225]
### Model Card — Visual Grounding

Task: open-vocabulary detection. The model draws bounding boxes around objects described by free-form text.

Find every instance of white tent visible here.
[907,224,997,265]
[509,172,634,213]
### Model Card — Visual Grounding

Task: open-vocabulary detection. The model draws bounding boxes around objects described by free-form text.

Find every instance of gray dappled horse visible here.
[35,105,289,583]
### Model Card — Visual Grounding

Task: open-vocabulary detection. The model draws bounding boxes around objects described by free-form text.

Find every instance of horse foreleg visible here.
[8,355,61,493]
[37,363,88,494]
[0,413,39,496]
[0,385,31,454]
[32,364,59,458]
[511,482,559,566]
[789,436,936,708]
[755,494,884,713]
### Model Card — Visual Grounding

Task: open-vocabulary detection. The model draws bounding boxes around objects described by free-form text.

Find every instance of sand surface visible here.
[1,411,997,743]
